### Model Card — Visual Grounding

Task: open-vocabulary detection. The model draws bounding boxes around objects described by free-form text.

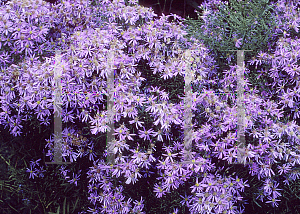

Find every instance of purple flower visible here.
[266,196,280,207]
[140,168,155,178]
[235,38,243,48]
[87,143,97,162]
[179,193,192,207]
[129,116,145,129]
[191,177,203,193]
[153,183,165,198]
[256,189,265,202]
[87,206,99,214]
[68,171,81,186]
[62,109,75,123]
[26,165,38,179]
[2,33,13,47]
[29,158,41,168]
[0,51,11,66]
[133,197,144,211]
[88,192,99,205]
[162,146,178,163]
[277,163,291,175]
[170,208,179,214]
[138,126,154,141]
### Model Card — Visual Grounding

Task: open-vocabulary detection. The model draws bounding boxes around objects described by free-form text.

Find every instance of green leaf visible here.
[67,201,70,213]
[63,198,66,214]
[46,201,54,209]
[253,199,262,208]
[72,197,80,212]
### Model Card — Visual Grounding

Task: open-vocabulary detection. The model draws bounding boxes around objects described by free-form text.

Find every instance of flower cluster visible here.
[1,0,300,213]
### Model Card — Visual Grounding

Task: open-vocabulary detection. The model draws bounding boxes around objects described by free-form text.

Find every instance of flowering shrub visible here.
[1,0,300,213]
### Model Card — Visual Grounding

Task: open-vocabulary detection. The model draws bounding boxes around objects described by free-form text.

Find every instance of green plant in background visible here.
[182,0,278,60]
[179,0,300,107]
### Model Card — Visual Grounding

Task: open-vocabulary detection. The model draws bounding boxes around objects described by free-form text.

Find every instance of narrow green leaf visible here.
[253,199,262,208]
[63,198,66,214]
[72,197,80,212]
[46,201,54,209]
[67,201,70,213]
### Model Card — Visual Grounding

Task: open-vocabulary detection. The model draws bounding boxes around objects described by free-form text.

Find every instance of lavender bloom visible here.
[26,165,38,179]
[68,171,81,186]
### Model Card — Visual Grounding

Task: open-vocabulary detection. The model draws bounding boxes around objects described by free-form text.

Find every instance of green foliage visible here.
[0,115,92,213]
[182,0,278,60]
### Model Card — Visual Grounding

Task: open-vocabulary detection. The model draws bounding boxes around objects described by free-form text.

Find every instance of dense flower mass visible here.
[1,0,300,213]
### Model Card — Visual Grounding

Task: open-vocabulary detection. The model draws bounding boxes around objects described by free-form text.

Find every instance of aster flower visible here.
[138,126,154,141]
[270,182,282,199]
[179,192,192,207]
[2,33,13,47]
[191,177,203,193]
[133,197,144,211]
[170,207,179,214]
[82,44,96,58]
[278,163,291,175]
[255,188,265,202]
[87,143,97,162]
[36,26,49,43]
[289,168,300,180]
[23,40,34,56]
[59,165,70,180]
[292,106,300,119]
[115,139,131,155]
[140,168,155,178]
[190,196,205,213]
[113,123,129,140]
[62,109,75,123]
[284,62,300,77]
[87,206,99,214]
[9,115,23,137]
[68,171,81,186]
[153,183,165,198]
[129,116,144,129]
[265,196,280,207]
[162,147,178,163]
[235,38,243,48]
[88,192,100,206]
[248,162,259,176]
[0,51,11,66]
[29,158,42,168]
[10,43,22,56]
[26,165,38,179]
